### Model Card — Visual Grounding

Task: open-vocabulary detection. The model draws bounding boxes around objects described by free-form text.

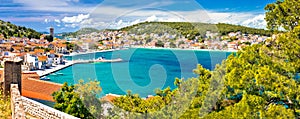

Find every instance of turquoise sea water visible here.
[47,48,233,97]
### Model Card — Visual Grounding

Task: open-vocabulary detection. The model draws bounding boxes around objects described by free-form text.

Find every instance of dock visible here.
[24,58,123,77]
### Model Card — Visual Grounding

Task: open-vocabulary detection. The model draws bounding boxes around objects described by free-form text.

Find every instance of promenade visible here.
[25,59,115,77]
[25,60,88,77]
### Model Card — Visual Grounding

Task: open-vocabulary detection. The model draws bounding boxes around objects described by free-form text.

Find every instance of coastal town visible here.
[0,25,279,118]
[75,29,272,51]
[0,25,273,74]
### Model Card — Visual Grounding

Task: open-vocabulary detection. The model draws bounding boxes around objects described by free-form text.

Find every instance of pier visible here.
[25,58,123,77]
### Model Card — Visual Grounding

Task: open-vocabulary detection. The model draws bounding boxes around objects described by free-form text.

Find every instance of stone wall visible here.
[10,84,80,119]
[10,84,26,119]
[21,97,79,119]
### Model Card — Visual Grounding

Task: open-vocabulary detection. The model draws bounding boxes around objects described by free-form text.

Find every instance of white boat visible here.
[56,72,64,75]
[50,72,63,76]
[49,73,57,76]
[94,57,123,63]
[40,76,51,81]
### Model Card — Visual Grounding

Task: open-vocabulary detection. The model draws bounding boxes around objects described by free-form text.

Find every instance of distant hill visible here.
[120,22,274,40]
[0,20,41,39]
[63,22,274,39]
[62,28,100,38]
[39,31,49,34]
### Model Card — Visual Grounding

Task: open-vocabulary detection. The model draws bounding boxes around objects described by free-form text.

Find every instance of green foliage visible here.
[0,91,11,119]
[265,0,300,31]
[52,82,95,118]
[45,35,53,42]
[112,88,174,114]
[75,80,103,118]
[64,42,78,51]
[155,40,164,47]
[169,42,176,48]
[0,20,41,39]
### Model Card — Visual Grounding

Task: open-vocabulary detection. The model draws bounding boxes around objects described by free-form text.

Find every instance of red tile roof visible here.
[21,73,62,101]
[102,95,117,102]
[34,49,45,54]
[22,78,62,101]
[56,44,67,47]
[49,50,55,54]
[38,56,47,61]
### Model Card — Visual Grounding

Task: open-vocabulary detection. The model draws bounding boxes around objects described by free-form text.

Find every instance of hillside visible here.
[0,20,41,39]
[63,22,274,40]
[62,28,100,38]
[120,22,274,40]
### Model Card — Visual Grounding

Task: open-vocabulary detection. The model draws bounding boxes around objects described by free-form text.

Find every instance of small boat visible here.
[56,73,64,75]
[94,57,123,63]
[49,73,57,76]
[40,76,51,81]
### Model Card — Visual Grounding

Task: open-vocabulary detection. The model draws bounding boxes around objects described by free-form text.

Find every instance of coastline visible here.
[27,49,125,77]
[28,47,236,77]
[64,49,118,57]
[130,46,238,52]
[30,47,236,77]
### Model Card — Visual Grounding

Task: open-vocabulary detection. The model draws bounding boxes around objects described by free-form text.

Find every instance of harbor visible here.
[25,58,123,77]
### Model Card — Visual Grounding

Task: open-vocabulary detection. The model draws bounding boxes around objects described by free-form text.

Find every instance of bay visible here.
[47,48,233,97]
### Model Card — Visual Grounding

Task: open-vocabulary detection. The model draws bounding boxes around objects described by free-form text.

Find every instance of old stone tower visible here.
[2,60,22,96]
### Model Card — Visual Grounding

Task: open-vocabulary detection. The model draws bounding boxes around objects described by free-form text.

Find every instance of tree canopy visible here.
[52,80,103,119]
[0,20,41,39]
[265,0,300,31]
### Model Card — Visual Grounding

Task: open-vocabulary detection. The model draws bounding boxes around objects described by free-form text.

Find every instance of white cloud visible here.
[62,14,90,23]
[44,19,50,23]
[145,15,158,22]
[54,19,61,23]
[65,23,78,28]
[240,14,266,29]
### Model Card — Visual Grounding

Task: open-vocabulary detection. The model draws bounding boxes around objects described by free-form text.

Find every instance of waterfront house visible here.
[54,43,67,54]
[37,56,47,69]
[24,53,38,71]
[45,50,55,68]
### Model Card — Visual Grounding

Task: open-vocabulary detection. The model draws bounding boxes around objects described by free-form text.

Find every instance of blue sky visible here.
[0,0,276,33]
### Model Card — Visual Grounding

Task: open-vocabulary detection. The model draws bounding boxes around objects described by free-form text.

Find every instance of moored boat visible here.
[94,57,123,63]
[56,72,64,75]
[40,76,51,81]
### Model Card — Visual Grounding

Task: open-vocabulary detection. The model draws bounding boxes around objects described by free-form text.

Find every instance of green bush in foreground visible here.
[0,91,11,119]
[52,80,103,119]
